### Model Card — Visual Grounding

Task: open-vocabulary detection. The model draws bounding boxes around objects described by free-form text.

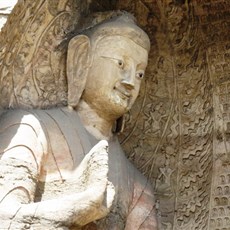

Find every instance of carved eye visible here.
[118,60,124,69]
[136,72,145,79]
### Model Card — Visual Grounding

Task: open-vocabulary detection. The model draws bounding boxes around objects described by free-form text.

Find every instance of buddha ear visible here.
[67,35,91,108]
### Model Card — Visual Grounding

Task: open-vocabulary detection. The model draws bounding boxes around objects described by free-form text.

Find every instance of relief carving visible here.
[116,0,223,229]
[1,0,230,229]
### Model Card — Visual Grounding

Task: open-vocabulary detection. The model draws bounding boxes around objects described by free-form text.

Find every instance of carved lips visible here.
[113,86,132,101]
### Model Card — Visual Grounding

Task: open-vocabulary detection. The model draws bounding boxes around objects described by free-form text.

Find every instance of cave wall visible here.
[116,1,230,229]
[1,1,230,229]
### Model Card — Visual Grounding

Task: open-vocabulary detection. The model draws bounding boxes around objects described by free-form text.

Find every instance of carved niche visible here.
[1,0,230,229]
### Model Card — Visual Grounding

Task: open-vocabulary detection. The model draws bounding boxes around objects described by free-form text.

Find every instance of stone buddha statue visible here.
[0,14,158,229]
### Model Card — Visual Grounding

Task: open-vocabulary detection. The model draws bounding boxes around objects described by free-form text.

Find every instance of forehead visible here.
[94,36,148,65]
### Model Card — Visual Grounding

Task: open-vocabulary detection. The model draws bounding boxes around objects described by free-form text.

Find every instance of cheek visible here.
[87,68,111,91]
[89,63,114,85]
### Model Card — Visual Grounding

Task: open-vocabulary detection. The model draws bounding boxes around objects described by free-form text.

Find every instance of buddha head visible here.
[67,13,150,122]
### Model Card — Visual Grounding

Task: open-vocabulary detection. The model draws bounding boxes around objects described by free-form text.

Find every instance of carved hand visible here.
[70,139,115,225]
[0,140,115,229]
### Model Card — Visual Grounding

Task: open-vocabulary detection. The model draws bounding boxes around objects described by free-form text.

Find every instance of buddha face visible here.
[82,35,148,120]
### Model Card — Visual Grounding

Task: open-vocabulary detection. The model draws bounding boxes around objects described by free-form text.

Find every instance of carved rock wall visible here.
[0,0,95,109]
[116,1,230,229]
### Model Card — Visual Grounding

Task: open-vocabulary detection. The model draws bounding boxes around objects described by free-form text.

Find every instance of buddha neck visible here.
[76,100,115,140]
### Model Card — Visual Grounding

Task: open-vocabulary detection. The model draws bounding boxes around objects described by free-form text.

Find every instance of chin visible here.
[104,94,134,117]
[108,101,130,118]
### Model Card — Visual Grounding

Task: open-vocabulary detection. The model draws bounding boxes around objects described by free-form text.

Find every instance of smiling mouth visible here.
[113,87,131,99]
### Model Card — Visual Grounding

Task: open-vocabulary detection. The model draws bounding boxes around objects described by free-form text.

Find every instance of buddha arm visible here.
[0,113,45,206]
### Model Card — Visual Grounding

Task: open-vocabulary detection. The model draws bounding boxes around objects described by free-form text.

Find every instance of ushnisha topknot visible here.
[82,13,150,52]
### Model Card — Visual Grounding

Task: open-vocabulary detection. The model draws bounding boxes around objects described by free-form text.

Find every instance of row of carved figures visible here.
[214,197,230,206]
[216,186,230,196]
[212,206,230,217]
[219,174,230,185]
[210,216,230,229]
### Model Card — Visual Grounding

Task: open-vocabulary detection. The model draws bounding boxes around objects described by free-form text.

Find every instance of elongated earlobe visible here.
[67,35,91,108]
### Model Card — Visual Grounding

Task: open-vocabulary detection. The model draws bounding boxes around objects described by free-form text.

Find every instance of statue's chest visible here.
[33,109,132,228]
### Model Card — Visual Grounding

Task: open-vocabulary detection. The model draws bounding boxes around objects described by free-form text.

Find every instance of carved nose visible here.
[121,78,135,90]
[121,67,135,90]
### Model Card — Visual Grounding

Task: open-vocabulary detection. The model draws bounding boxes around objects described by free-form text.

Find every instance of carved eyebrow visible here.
[137,62,147,70]
[100,55,147,69]
[100,55,121,61]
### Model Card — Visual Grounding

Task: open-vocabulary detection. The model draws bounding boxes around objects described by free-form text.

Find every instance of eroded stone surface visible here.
[1,0,230,229]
